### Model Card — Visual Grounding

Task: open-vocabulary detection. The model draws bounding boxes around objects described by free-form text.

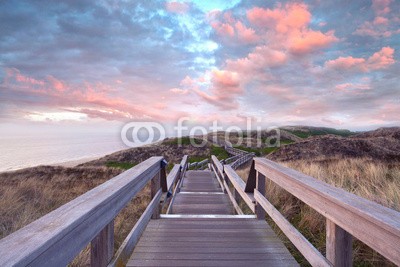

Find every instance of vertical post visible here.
[234,188,241,212]
[255,172,266,220]
[91,220,114,267]
[326,219,353,267]
[151,171,161,219]
[244,160,257,193]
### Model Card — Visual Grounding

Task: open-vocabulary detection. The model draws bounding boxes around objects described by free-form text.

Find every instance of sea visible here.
[0,134,128,172]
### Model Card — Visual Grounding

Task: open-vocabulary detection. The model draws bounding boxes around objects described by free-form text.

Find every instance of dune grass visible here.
[236,158,399,266]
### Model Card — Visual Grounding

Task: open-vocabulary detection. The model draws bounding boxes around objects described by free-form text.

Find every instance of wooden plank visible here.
[0,157,163,267]
[108,190,162,267]
[127,259,298,267]
[210,164,226,193]
[254,189,332,267]
[166,164,180,192]
[221,173,244,215]
[224,165,256,212]
[326,219,352,267]
[180,155,188,170]
[254,157,400,265]
[131,252,295,260]
[136,241,285,248]
[133,246,289,253]
[244,160,256,192]
[91,220,114,267]
[151,172,161,219]
[211,155,224,177]
[255,172,266,220]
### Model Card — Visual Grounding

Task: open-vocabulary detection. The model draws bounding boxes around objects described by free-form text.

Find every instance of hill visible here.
[268,127,400,162]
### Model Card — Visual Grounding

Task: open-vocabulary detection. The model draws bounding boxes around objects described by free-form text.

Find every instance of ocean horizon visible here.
[0,134,128,172]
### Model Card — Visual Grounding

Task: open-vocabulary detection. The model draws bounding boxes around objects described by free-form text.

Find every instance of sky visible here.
[0,0,399,135]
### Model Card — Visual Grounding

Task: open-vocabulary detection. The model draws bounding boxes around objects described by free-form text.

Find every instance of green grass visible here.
[286,128,355,139]
[163,136,206,146]
[280,140,295,145]
[211,145,229,160]
[188,156,208,163]
[105,161,136,170]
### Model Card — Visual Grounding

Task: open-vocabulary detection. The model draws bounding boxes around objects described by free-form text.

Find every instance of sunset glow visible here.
[1,0,399,131]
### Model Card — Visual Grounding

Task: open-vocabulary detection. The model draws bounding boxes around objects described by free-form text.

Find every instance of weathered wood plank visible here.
[0,157,163,267]
[131,252,295,260]
[166,164,181,192]
[326,219,352,267]
[91,221,114,267]
[128,217,298,267]
[254,157,400,265]
[224,165,256,212]
[127,259,298,267]
[221,173,244,215]
[108,190,162,267]
[255,172,266,220]
[254,189,332,267]
[211,155,224,177]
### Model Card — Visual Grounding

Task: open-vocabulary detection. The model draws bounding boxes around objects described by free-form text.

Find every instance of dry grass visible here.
[237,158,400,266]
[0,165,152,266]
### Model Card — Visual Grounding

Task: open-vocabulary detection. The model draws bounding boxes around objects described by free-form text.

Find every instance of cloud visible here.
[165,2,190,14]
[191,69,243,110]
[325,47,395,72]
[354,0,399,38]
[210,11,259,44]
[372,0,392,15]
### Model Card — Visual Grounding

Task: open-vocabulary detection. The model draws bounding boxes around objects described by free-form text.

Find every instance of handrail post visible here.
[245,160,256,193]
[326,219,353,267]
[91,220,114,267]
[152,161,166,219]
[255,172,266,220]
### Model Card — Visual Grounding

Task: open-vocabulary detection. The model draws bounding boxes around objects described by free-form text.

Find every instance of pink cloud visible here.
[165,2,189,14]
[234,21,260,44]
[226,46,287,75]
[367,46,395,70]
[245,3,337,55]
[289,30,337,55]
[46,75,66,92]
[335,80,371,93]
[210,12,259,44]
[2,68,188,121]
[6,68,45,87]
[190,70,243,110]
[354,0,397,38]
[373,16,389,25]
[372,0,392,15]
[247,3,311,33]
[325,47,395,72]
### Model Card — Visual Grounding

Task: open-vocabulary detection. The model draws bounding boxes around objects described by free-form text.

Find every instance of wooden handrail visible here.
[230,152,254,169]
[108,189,163,267]
[252,157,400,266]
[0,157,165,267]
[254,189,332,267]
[211,155,223,177]
[223,165,255,213]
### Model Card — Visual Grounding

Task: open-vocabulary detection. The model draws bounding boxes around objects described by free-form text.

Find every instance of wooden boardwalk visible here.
[128,170,298,266]
[2,155,400,266]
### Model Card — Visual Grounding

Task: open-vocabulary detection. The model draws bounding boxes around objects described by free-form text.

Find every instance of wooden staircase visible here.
[127,169,298,266]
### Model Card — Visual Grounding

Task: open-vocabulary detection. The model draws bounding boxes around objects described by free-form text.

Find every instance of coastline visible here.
[50,156,100,168]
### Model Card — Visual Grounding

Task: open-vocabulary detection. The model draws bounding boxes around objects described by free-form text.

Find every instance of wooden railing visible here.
[225,146,247,156]
[0,156,188,267]
[230,152,255,169]
[210,156,400,266]
[188,158,209,170]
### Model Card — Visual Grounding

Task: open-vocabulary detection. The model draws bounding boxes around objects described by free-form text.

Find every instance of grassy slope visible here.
[1,129,399,266]
[236,158,399,266]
